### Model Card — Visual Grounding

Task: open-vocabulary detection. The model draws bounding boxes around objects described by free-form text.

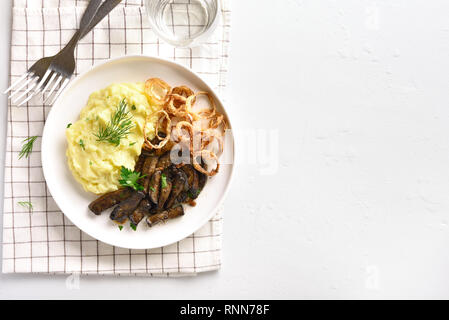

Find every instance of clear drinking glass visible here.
[145,0,220,47]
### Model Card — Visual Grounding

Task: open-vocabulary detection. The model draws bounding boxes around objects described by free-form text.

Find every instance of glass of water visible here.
[145,0,220,47]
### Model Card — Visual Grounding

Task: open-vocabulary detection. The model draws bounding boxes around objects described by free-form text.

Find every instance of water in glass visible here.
[145,0,219,47]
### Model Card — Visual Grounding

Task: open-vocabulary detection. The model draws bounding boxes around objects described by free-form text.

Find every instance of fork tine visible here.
[36,69,52,92]
[12,80,39,104]
[17,84,43,107]
[49,77,70,105]
[42,72,57,93]
[4,72,30,94]
[44,74,63,103]
[16,70,54,107]
[8,76,36,99]
[17,91,37,107]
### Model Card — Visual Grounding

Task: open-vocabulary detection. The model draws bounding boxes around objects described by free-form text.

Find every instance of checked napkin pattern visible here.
[2,0,231,275]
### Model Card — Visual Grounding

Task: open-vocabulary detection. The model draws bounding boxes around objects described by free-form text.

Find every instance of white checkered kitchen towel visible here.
[2,0,231,275]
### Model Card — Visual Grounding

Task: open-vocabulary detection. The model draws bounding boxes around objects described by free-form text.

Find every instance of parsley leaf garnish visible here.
[130,222,137,231]
[118,166,145,191]
[118,225,123,231]
[161,173,167,188]
[67,123,72,128]
[188,189,201,198]
[79,139,85,150]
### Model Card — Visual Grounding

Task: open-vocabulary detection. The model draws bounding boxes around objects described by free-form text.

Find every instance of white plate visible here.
[41,55,235,249]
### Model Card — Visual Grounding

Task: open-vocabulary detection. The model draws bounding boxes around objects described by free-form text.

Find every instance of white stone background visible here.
[1,0,449,299]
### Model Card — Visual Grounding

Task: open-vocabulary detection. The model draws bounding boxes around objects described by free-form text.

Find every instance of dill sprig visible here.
[18,201,33,210]
[94,99,134,146]
[18,136,38,159]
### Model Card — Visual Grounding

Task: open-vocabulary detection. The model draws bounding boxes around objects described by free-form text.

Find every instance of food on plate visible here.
[141,155,159,193]
[66,83,160,194]
[88,188,134,215]
[109,190,146,223]
[70,77,227,230]
[146,205,185,227]
[148,170,162,204]
[129,199,152,226]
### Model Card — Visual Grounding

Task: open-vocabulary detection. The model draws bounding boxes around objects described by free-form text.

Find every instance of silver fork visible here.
[5,0,122,106]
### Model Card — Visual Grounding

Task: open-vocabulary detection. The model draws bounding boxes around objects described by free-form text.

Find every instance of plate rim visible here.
[41,54,235,249]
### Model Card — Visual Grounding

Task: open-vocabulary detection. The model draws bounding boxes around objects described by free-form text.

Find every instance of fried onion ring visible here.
[192,150,220,176]
[172,86,195,98]
[166,94,189,117]
[143,110,171,150]
[143,78,226,175]
[195,91,216,119]
[144,78,171,105]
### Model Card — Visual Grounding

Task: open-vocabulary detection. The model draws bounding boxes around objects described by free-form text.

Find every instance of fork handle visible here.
[78,0,103,38]
[61,0,103,52]
[81,0,123,39]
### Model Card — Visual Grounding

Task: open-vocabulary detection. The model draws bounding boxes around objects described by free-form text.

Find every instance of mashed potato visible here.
[66,82,160,194]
